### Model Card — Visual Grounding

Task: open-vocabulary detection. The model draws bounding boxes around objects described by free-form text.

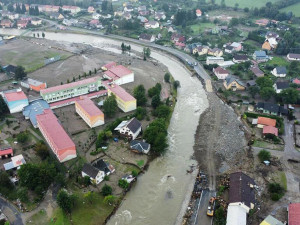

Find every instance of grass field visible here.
[280,2,300,17]
[188,23,215,34]
[215,0,280,8]
[267,56,290,67]
[253,140,284,151]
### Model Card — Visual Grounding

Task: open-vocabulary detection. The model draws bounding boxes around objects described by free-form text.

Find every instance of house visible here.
[262,41,272,51]
[167,26,176,33]
[139,10,150,16]
[256,102,287,116]
[225,42,242,53]
[288,203,300,225]
[233,55,249,63]
[171,33,185,43]
[144,21,159,29]
[75,96,104,128]
[124,5,133,12]
[17,20,28,29]
[49,12,64,20]
[114,117,142,140]
[293,78,300,85]
[123,12,132,20]
[193,46,209,55]
[92,159,115,175]
[36,109,77,162]
[20,78,47,92]
[3,154,26,171]
[105,83,137,112]
[225,45,235,54]
[139,33,156,42]
[206,57,224,65]
[31,18,42,26]
[250,67,264,77]
[103,65,134,85]
[1,89,29,113]
[271,66,287,77]
[0,19,13,28]
[137,16,148,23]
[155,12,166,21]
[208,48,223,57]
[101,62,117,71]
[2,65,17,75]
[255,19,269,26]
[213,67,229,80]
[23,100,50,128]
[253,51,269,62]
[175,41,186,50]
[226,204,248,225]
[260,215,284,225]
[138,5,146,11]
[82,163,105,184]
[62,18,78,26]
[263,126,278,137]
[92,13,101,19]
[218,61,235,68]
[0,147,13,159]
[257,117,276,128]
[224,76,246,91]
[273,81,289,94]
[196,9,202,17]
[287,53,300,61]
[87,6,95,13]
[130,140,150,154]
[62,5,81,14]
[89,19,102,28]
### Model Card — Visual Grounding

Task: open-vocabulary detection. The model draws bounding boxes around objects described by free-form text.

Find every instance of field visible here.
[0,39,72,72]
[280,2,300,17]
[188,23,215,34]
[266,56,290,67]
[215,0,280,8]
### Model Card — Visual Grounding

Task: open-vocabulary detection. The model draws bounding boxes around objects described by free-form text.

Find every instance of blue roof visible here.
[254,50,267,57]
[23,100,50,127]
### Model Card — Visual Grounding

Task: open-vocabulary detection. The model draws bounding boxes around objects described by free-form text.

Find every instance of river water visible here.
[0,29,209,225]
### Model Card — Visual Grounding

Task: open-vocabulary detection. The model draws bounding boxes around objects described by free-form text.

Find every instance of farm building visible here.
[75,96,104,128]
[103,65,134,85]
[40,76,102,103]
[36,109,76,163]
[106,83,137,112]
[23,99,50,128]
[1,89,29,113]
[21,78,47,92]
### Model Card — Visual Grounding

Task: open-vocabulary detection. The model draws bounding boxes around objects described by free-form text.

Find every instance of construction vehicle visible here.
[207,197,216,216]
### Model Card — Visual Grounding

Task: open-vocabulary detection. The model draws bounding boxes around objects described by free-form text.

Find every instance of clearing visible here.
[215,0,280,8]
[280,2,300,17]
[188,23,215,34]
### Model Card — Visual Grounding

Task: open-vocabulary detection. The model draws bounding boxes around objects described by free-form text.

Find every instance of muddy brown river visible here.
[0,29,209,225]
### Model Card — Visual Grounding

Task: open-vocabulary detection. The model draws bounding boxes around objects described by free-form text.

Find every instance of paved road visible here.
[0,197,23,225]
[195,190,214,225]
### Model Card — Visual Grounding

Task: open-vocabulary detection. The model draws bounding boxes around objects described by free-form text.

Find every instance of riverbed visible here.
[0,29,209,225]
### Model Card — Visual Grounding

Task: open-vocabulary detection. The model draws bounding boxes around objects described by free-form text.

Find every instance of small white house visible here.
[115,117,142,140]
[144,21,159,29]
[271,66,287,77]
[213,66,229,80]
[81,163,105,184]
[287,53,300,61]
[226,203,247,225]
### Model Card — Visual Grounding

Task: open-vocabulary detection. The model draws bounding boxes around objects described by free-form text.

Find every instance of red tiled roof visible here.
[104,65,132,80]
[76,97,104,117]
[4,91,27,102]
[263,126,278,136]
[0,148,13,156]
[293,78,300,85]
[214,66,229,74]
[36,109,75,156]
[40,76,100,94]
[289,203,300,225]
[107,83,136,102]
[257,117,276,127]
[89,19,99,24]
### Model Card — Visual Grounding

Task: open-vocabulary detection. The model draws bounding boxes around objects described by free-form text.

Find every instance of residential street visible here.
[0,196,23,225]
[195,190,214,225]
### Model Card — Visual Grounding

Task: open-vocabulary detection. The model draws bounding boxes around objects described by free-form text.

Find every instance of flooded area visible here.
[0,29,209,225]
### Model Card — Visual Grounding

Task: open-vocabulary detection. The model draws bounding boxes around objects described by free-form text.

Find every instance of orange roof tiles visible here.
[263,126,278,136]
[257,117,276,127]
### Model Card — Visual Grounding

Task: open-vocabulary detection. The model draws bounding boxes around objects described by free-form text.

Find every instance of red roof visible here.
[106,83,136,102]
[175,42,185,47]
[289,203,300,225]
[0,148,13,156]
[214,66,229,74]
[102,62,117,70]
[293,78,300,85]
[40,76,100,94]
[89,19,99,25]
[257,117,276,127]
[36,109,75,155]
[104,65,132,80]
[263,126,278,136]
[76,97,104,117]
[4,91,27,102]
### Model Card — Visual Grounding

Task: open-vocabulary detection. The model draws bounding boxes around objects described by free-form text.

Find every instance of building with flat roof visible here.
[21,78,47,92]
[289,203,300,225]
[36,109,76,162]
[40,76,102,103]
[75,96,104,128]
[106,83,136,112]
[0,147,13,159]
[226,203,247,225]
[103,65,134,85]
[23,99,50,128]
[1,88,29,113]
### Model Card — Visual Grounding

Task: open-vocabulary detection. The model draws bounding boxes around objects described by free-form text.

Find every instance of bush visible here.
[104,175,109,181]
[268,182,285,201]
[118,179,129,189]
[101,184,112,196]
[164,72,170,83]
[271,193,281,201]
[258,150,271,162]
[17,132,29,143]
[132,170,138,177]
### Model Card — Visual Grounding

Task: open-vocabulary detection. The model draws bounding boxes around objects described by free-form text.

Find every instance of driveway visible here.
[0,197,23,225]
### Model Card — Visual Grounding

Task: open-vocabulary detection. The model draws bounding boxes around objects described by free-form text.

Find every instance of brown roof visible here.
[229,172,255,208]
[213,66,229,74]
[250,67,264,77]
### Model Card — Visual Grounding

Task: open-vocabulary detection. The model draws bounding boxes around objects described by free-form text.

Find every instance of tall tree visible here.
[103,94,118,117]
[134,85,147,106]
[57,189,76,213]
[15,66,27,80]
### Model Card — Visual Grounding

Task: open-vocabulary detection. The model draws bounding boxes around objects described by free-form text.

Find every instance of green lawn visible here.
[267,56,290,67]
[253,140,284,151]
[280,2,300,17]
[215,0,280,8]
[189,23,215,34]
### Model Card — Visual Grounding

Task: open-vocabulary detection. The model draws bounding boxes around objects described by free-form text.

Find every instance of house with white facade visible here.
[271,66,287,77]
[103,65,134,85]
[82,163,105,184]
[114,117,142,140]
[213,66,229,80]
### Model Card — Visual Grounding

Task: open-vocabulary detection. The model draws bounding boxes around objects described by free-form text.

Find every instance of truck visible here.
[207,197,216,217]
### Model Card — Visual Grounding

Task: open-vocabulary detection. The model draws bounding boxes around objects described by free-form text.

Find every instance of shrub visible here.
[101,184,112,196]
[258,150,271,162]
[132,170,138,177]
[118,179,129,189]
[104,175,109,181]
[268,182,285,201]
[17,132,29,143]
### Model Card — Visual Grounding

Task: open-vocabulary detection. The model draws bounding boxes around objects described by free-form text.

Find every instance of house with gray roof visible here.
[271,66,287,77]
[81,163,105,184]
[273,81,289,93]
[224,76,246,91]
[253,50,269,62]
[130,140,150,154]
[115,117,142,140]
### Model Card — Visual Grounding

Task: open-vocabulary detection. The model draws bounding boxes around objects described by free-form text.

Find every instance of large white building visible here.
[103,65,134,85]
